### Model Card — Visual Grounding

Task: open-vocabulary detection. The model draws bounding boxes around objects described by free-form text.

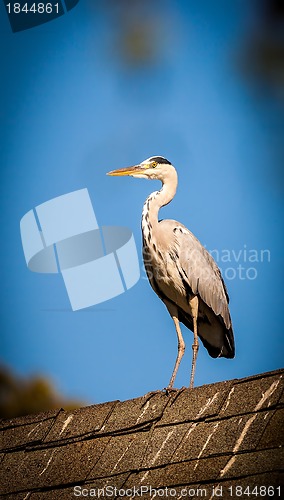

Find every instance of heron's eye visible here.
[152,161,158,168]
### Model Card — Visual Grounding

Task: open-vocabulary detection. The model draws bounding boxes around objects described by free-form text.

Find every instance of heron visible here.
[107,156,235,389]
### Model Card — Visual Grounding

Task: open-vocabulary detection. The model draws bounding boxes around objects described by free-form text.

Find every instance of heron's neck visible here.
[142,171,178,240]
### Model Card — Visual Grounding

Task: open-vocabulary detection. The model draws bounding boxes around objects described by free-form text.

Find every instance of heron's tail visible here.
[200,325,235,359]
[178,308,235,359]
[223,327,235,358]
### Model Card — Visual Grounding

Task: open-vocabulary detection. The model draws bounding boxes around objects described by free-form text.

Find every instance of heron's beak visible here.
[107,165,145,176]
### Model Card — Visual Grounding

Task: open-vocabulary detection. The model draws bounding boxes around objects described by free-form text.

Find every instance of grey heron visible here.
[107,156,235,389]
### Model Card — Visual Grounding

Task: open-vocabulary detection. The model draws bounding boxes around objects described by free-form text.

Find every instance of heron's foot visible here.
[163,386,186,396]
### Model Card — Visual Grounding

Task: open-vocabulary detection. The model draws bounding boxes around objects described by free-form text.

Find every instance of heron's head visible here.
[107,156,176,182]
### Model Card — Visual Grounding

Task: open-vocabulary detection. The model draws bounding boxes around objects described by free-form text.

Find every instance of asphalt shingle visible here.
[0,369,283,497]
[101,391,171,434]
[43,401,118,443]
[159,380,233,425]
[219,372,283,417]
[0,437,109,494]
[0,416,57,451]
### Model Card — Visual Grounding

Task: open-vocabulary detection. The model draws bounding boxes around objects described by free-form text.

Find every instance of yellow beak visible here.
[107,165,145,176]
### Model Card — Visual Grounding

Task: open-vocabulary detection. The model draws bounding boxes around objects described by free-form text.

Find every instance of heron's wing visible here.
[173,225,231,330]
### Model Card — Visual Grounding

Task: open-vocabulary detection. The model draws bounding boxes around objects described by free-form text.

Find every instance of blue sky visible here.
[1,0,283,404]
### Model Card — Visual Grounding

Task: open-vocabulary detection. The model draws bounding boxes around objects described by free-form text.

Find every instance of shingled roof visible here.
[0,369,283,499]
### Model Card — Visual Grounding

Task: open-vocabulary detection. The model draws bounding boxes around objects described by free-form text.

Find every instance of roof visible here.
[0,369,283,499]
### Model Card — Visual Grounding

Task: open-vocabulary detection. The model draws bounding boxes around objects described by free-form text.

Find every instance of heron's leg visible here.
[189,295,199,389]
[167,314,185,390]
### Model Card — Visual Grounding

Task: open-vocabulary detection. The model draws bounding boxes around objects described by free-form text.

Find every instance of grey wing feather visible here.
[175,226,231,329]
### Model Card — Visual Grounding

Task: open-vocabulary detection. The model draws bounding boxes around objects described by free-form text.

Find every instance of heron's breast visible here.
[143,243,188,305]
